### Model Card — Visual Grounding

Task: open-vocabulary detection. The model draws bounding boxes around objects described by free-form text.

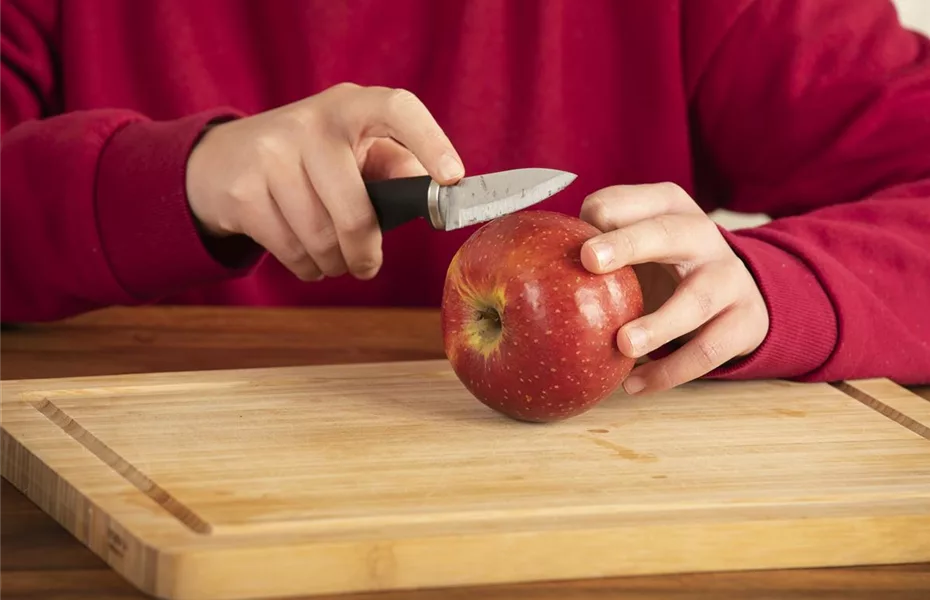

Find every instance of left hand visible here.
[578,182,770,395]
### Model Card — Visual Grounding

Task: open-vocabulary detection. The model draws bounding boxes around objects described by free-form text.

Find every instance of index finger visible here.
[580,213,725,273]
[343,86,465,184]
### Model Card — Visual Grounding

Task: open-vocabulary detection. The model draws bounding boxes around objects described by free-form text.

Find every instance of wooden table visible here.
[3,306,929,600]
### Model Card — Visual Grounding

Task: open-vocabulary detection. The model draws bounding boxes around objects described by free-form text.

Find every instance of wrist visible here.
[185,119,238,238]
[707,227,837,380]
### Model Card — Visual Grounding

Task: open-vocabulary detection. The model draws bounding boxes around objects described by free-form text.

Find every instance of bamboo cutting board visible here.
[2,360,929,600]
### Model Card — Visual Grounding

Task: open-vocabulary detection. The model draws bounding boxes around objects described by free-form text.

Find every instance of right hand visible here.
[185,83,465,281]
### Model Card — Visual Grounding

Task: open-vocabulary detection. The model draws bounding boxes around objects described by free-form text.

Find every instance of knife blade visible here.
[364,168,577,232]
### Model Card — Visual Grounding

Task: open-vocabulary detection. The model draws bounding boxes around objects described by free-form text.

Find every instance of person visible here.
[2,0,928,395]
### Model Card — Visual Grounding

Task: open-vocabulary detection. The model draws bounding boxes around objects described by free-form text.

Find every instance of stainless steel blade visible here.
[437,168,576,230]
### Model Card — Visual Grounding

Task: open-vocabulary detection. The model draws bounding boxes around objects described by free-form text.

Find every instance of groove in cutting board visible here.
[30,396,212,534]
[832,380,930,441]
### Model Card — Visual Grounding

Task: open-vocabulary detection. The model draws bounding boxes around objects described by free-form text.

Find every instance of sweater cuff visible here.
[706,228,838,380]
[96,108,264,301]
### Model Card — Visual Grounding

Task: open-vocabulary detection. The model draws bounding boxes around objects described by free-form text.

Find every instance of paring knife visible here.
[364,168,577,232]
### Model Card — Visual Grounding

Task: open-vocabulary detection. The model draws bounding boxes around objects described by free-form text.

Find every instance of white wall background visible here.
[711,0,929,230]
[895,0,930,34]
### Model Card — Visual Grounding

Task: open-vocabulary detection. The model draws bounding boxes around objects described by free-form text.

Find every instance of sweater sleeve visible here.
[685,0,930,385]
[0,0,263,323]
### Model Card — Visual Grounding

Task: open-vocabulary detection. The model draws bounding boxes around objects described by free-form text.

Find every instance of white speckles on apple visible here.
[554,385,560,389]
[550,367,556,372]
[546,330,552,335]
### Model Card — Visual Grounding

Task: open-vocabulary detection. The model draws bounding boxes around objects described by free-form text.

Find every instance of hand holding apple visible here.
[579,182,770,395]
[441,211,644,422]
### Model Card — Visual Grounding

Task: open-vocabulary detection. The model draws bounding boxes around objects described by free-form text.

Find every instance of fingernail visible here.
[624,326,647,354]
[438,153,464,181]
[590,242,614,269]
[624,376,645,395]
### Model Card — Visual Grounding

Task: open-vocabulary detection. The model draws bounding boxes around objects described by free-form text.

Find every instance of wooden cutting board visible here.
[2,360,929,600]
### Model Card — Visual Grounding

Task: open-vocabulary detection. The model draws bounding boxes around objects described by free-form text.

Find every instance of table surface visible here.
[2,305,929,600]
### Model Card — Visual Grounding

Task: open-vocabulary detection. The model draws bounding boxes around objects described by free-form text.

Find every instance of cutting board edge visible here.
[1,393,208,598]
[1,424,171,597]
[161,515,930,600]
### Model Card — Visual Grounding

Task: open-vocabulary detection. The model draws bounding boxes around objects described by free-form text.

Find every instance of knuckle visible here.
[277,241,309,268]
[694,337,725,370]
[385,87,423,117]
[350,254,383,277]
[684,282,716,320]
[581,194,613,230]
[335,210,377,237]
[226,173,265,207]
[656,181,689,206]
[656,180,685,197]
[330,81,361,94]
[253,132,291,164]
[286,102,326,133]
[649,363,677,392]
[316,81,362,106]
[294,263,322,282]
[614,230,637,260]
[309,226,340,257]
[701,214,724,239]
[653,214,676,241]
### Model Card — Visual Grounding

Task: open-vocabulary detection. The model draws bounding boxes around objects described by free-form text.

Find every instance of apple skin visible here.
[441,210,644,423]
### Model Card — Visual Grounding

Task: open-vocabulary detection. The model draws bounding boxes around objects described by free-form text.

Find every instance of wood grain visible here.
[3,306,930,600]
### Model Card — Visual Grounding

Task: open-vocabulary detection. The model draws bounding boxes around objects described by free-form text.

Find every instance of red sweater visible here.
[2,0,929,384]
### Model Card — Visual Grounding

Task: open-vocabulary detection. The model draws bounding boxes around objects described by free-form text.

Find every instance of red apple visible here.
[441,210,644,423]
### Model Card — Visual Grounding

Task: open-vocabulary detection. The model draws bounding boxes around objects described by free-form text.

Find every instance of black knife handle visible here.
[364,175,437,232]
